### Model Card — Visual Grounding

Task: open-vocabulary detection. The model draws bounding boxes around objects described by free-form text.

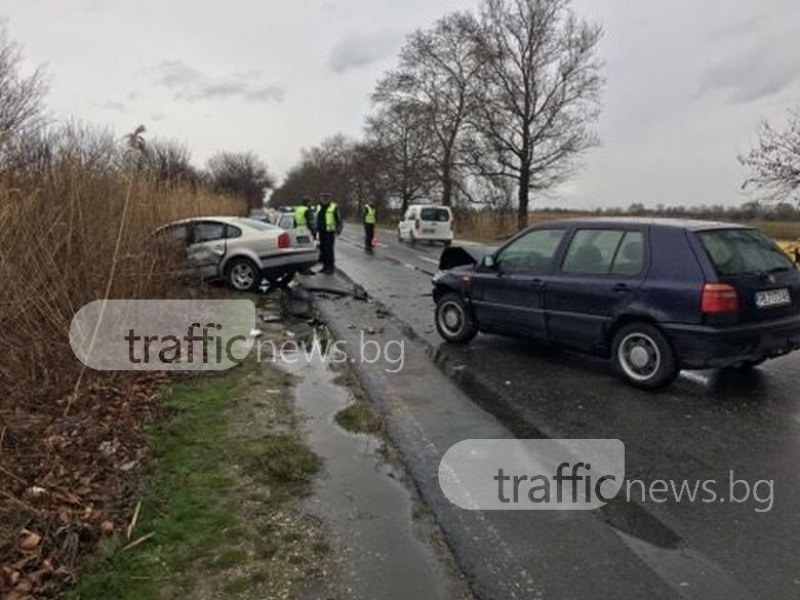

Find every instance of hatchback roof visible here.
[538,216,751,232]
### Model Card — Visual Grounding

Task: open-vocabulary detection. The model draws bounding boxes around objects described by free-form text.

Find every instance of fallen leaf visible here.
[19,530,41,551]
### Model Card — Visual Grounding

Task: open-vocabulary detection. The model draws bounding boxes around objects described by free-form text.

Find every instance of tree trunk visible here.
[441,159,452,207]
[517,167,530,231]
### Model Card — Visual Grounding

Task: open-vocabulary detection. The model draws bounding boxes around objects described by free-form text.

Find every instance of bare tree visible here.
[740,110,800,204]
[475,0,604,229]
[147,139,199,188]
[366,103,436,213]
[270,135,359,213]
[348,140,391,213]
[207,151,273,210]
[0,27,47,174]
[374,12,484,206]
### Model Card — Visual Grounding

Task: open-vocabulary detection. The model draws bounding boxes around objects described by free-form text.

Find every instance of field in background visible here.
[448,210,800,257]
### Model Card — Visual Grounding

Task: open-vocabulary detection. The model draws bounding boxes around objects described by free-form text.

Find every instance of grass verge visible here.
[72,360,328,599]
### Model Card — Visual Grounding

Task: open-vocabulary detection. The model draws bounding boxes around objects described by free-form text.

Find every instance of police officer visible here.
[363,201,376,253]
[294,197,315,234]
[293,198,316,275]
[316,193,342,275]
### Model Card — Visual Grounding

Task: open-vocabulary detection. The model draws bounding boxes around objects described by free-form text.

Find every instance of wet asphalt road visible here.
[327,224,800,600]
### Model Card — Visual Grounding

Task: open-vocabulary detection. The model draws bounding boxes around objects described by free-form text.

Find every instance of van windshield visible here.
[420,208,450,222]
[699,229,793,276]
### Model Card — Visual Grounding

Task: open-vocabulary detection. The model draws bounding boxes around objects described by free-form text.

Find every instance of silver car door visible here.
[187,221,228,279]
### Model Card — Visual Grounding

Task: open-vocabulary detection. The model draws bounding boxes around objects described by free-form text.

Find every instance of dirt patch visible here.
[0,370,167,597]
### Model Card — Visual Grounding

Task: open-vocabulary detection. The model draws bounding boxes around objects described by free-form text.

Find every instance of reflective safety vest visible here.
[294,205,307,229]
[364,205,376,225]
[325,202,338,232]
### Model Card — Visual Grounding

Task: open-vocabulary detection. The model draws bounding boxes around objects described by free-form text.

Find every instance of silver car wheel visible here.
[437,300,465,337]
[618,332,661,382]
[229,262,256,291]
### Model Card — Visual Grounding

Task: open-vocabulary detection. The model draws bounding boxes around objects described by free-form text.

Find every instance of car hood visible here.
[438,244,497,271]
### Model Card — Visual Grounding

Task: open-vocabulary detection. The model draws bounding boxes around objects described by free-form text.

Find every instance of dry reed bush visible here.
[453,209,597,241]
[453,209,519,241]
[0,131,246,407]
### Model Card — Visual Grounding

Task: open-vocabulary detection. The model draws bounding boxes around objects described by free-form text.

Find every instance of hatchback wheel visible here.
[611,323,678,389]
[227,257,261,292]
[435,293,478,344]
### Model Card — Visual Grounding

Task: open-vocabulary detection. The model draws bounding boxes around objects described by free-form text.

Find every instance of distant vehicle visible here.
[398,205,453,246]
[433,218,800,389]
[153,216,317,291]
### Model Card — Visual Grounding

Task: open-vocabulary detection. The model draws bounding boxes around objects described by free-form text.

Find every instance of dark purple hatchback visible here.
[432,218,800,389]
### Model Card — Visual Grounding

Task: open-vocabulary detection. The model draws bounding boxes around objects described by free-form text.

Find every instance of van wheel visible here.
[435,293,478,344]
[611,323,678,389]
[226,257,262,292]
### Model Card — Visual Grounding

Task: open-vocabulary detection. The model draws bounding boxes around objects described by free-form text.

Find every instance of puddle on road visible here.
[279,333,466,600]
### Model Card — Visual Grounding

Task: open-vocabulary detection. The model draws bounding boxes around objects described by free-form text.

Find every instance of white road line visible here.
[680,371,711,387]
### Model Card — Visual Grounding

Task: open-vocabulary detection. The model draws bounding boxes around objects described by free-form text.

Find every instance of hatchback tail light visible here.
[277,232,291,249]
[701,283,739,314]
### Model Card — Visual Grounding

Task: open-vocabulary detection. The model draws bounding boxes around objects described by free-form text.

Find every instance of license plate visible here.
[423,228,435,234]
[755,288,791,308]
[296,236,310,244]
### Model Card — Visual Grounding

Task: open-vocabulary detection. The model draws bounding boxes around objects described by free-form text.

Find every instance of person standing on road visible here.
[294,197,315,235]
[363,201,376,253]
[294,197,316,275]
[316,193,342,275]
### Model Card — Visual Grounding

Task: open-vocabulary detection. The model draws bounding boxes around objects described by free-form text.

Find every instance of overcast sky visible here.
[4,0,800,208]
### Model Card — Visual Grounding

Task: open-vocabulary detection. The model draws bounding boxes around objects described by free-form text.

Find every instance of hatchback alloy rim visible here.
[231,263,255,290]
[618,332,661,382]
[438,302,464,335]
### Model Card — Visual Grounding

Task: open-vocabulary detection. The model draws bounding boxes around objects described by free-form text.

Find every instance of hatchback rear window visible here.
[420,208,450,222]
[699,229,793,276]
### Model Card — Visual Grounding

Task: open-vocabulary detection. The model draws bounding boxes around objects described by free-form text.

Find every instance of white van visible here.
[397,205,454,246]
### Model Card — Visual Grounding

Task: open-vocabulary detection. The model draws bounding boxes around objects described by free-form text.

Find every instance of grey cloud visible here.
[152,60,284,103]
[709,15,766,40]
[329,30,402,74]
[98,100,128,113]
[244,85,285,102]
[700,27,800,103]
